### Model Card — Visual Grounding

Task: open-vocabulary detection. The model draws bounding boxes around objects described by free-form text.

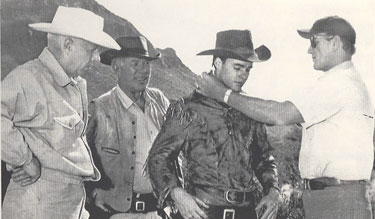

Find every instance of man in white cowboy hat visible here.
[1,6,120,219]
[196,16,374,219]
[85,35,170,219]
[148,29,281,219]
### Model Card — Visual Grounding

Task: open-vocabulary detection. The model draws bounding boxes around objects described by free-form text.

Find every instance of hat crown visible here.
[116,36,149,55]
[311,16,356,43]
[52,6,104,34]
[215,30,254,57]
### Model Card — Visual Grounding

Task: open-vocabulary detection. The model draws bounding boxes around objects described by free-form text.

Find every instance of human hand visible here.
[11,156,41,186]
[92,189,111,213]
[255,187,281,219]
[195,72,227,101]
[170,187,209,219]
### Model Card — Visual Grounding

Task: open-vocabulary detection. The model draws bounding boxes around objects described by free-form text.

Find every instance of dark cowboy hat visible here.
[197,29,271,62]
[100,35,160,65]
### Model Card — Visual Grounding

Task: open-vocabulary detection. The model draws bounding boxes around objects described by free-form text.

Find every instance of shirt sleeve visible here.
[289,78,346,127]
[147,99,190,209]
[251,122,279,195]
[1,72,34,168]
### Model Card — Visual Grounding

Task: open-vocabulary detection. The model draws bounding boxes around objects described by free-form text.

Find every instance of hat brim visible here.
[197,45,271,62]
[297,29,313,39]
[29,23,120,50]
[100,49,161,65]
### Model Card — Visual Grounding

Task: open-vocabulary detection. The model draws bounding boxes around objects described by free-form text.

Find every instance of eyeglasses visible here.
[310,35,334,48]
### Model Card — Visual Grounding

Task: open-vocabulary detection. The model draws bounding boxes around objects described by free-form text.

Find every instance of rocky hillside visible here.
[1,0,196,101]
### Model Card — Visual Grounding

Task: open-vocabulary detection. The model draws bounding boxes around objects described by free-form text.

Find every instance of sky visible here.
[96,0,375,102]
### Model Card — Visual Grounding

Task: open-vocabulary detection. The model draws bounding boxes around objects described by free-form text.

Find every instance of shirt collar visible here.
[38,48,71,87]
[328,60,354,72]
[319,60,354,80]
[116,85,136,109]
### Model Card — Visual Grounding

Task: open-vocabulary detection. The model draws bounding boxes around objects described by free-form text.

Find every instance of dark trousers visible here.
[303,183,372,219]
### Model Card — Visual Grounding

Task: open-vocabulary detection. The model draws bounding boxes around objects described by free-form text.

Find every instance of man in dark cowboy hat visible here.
[86,35,170,219]
[196,16,374,219]
[148,29,281,219]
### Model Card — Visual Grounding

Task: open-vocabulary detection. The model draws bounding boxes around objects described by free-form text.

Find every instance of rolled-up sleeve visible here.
[147,100,190,208]
[1,72,34,168]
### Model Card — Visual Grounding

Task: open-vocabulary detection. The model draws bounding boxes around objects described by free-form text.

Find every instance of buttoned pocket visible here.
[53,113,81,129]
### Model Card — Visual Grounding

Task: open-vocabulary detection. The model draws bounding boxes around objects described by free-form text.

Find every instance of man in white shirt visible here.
[196,16,374,219]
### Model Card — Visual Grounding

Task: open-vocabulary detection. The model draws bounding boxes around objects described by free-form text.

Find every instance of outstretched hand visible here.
[195,72,227,101]
[255,188,281,219]
[171,187,209,219]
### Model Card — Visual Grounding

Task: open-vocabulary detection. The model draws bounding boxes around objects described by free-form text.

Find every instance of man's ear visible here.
[331,35,342,51]
[111,59,119,73]
[213,57,223,70]
[63,37,74,53]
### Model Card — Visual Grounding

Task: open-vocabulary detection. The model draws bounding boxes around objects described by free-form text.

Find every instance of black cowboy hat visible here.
[100,35,160,65]
[197,29,271,62]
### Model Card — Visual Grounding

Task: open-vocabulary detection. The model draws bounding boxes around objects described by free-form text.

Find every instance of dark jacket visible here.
[148,91,278,208]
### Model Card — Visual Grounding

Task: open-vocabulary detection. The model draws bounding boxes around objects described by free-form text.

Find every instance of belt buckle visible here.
[225,190,236,204]
[135,201,145,212]
[223,209,235,219]
[225,190,245,204]
[304,179,310,190]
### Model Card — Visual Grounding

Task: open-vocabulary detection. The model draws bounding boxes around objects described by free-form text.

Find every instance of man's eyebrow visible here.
[233,63,252,68]
[233,63,246,68]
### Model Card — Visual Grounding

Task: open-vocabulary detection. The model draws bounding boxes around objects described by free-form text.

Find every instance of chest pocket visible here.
[53,113,81,129]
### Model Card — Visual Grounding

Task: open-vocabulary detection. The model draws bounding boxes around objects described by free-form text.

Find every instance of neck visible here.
[325,51,352,72]
[48,47,76,78]
[118,84,146,110]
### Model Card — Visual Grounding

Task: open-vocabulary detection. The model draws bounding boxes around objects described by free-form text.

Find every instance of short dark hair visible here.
[212,56,227,67]
[340,37,356,55]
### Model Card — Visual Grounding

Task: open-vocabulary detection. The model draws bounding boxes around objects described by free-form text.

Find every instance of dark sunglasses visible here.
[310,35,334,48]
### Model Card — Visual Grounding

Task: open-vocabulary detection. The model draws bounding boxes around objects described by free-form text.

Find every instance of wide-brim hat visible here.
[100,36,161,65]
[197,29,271,62]
[297,16,356,44]
[28,6,120,50]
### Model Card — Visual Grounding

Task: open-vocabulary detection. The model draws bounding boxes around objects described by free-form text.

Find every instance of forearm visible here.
[227,91,303,125]
[1,117,33,167]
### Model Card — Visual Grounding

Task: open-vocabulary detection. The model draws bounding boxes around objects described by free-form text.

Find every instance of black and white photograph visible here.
[1,0,375,218]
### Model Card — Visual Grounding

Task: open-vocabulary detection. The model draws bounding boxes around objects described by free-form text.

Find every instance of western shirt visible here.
[148,92,278,207]
[117,86,160,193]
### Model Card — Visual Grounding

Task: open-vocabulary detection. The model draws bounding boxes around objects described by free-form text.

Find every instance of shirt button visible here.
[130,166,134,170]
[132,121,135,125]
[127,197,131,201]
[133,136,136,139]
[128,182,133,186]
[132,151,135,154]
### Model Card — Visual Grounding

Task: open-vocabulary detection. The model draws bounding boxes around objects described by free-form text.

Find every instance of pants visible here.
[303,183,372,219]
[2,178,89,219]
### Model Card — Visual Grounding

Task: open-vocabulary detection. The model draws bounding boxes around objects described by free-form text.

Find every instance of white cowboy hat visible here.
[29,6,120,50]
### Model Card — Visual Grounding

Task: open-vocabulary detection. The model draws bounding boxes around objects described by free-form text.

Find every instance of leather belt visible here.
[196,186,254,204]
[304,177,365,190]
[128,192,158,213]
